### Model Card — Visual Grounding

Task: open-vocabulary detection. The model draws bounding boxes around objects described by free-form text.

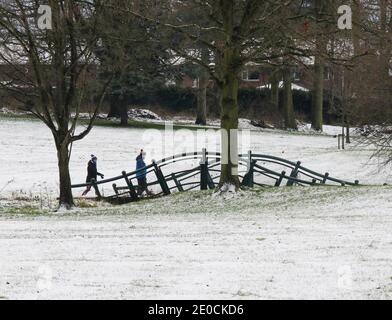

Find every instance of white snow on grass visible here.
[0,186,391,299]
[0,116,391,199]
[1,116,392,299]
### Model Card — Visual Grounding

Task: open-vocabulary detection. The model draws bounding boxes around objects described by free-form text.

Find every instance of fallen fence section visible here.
[71,149,359,204]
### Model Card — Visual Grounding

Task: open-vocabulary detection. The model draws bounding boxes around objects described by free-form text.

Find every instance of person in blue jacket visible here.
[136,149,152,196]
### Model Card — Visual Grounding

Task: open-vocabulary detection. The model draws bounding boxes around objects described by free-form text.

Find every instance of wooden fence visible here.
[71,149,359,204]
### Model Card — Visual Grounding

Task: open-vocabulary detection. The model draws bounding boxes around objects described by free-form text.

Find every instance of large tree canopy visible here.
[123,0,316,189]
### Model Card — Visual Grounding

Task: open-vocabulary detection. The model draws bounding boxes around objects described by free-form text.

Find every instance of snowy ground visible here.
[0,186,392,299]
[1,116,391,199]
[1,116,392,300]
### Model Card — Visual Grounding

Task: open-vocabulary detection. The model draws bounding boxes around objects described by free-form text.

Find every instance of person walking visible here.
[82,155,104,196]
[136,149,152,196]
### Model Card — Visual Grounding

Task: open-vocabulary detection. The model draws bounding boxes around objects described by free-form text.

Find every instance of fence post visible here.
[247,150,252,173]
[206,169,215,189]
[242,150,256,188]
[322,172,329,184]
[122,171,138,201]
[200,148,208,190]
[338,133,345,150]
[153,161,171,195]
[112,183,119,197]
[172,173,184,192]
[286,161,301,186]
[91,178,101,200]
[242,159,255,188]
[275,171,286,187]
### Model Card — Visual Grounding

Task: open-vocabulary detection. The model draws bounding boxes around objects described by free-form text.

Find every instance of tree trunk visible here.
[270,70,279,108]
[282,67,297,130]
[311,54,324,131]
[119,97,128,126]
[195,73,208,125]
[108,95,128,126]
[311,0,326,132]
[108,95,120,117]
[346,123,350,144]
[379,0,390,81]
[57,141,74,209]
[217,44,240,189]
[218,73,240,189]
[195,47,210,125]
[216,0,241,190]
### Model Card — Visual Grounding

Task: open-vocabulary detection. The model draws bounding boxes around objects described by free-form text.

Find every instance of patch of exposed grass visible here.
[75,199,99,208]
[0,113,36,121]
[1,185,388,218]
[93,184,392,217]
[3,205,45,215]
[84,118,215,131]
[0,113,217,131]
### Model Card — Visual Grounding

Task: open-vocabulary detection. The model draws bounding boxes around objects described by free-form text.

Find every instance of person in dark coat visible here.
[82,155,104,196]
[136,149,152,196]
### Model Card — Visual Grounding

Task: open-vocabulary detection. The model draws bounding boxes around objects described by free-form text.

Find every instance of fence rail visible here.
[71,149,359,204]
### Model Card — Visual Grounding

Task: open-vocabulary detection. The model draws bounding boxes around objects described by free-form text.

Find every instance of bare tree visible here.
[0,0,112,208]
[353,0,392,164]
[195,45,210,126]
[282,65,297,129]
[99,0,174,126]
[122,0,311,190]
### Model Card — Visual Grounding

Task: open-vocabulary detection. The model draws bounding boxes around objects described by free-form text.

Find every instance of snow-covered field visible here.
[0,116,392,300]
[1,186,392,299]
[0,116,391,198]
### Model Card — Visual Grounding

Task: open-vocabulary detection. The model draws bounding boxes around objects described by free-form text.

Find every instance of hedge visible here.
[109,85,338,123]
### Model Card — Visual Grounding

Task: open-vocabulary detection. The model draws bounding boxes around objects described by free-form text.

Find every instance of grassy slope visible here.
[1,185,390,216]
[0,113,215,131]
[0,113,338,137]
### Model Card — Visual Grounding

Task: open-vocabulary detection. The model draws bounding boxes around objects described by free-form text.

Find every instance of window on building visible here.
[242,69,260,81]
[293,70,301,81]
[241,70,248,81]
[302,0,312,8]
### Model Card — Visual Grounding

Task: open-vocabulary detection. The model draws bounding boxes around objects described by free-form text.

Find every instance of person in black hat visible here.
[82,155,104,196]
